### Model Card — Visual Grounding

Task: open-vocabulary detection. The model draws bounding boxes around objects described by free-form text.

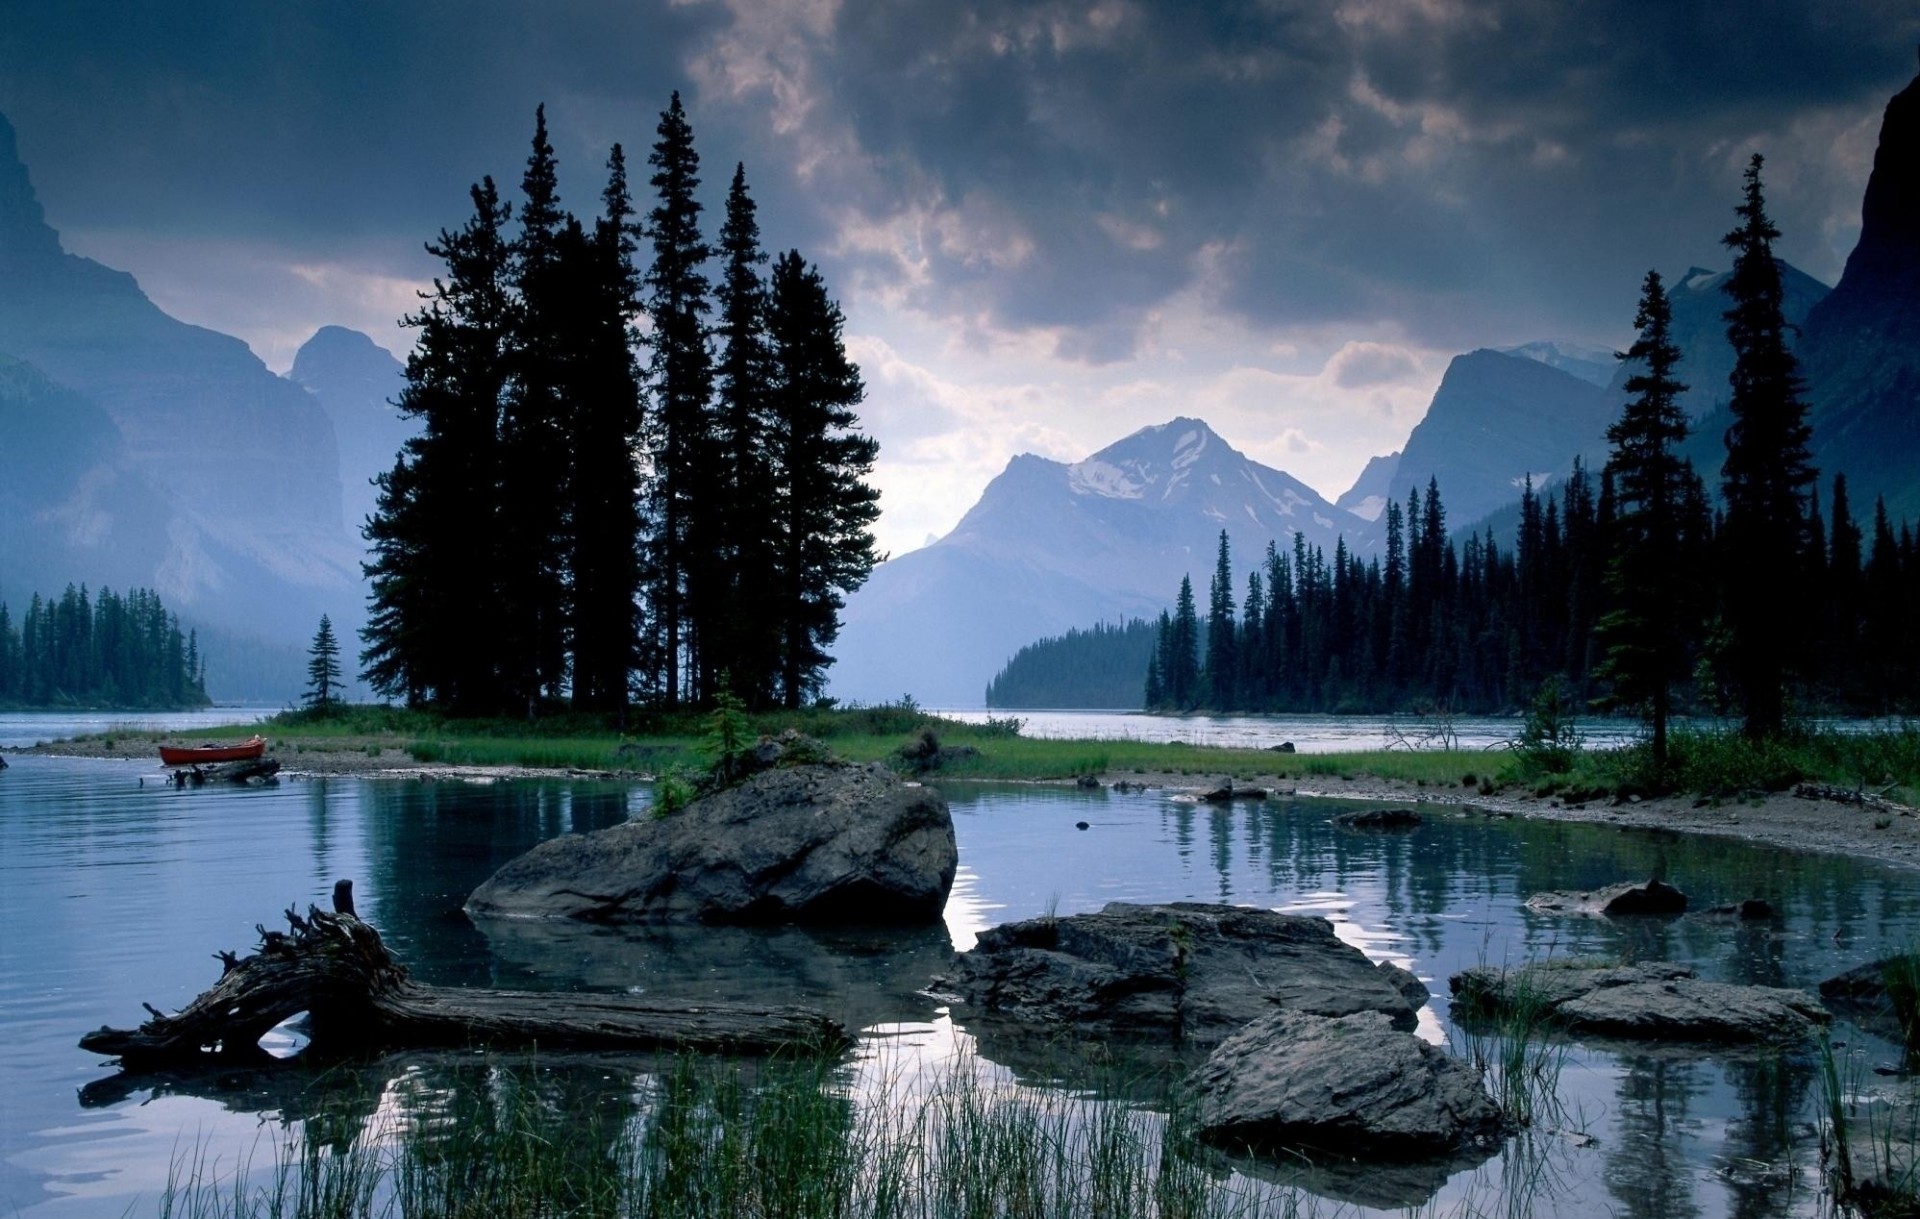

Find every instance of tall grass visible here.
[1450,975,1568,1130]
[151,1053,1331,1219]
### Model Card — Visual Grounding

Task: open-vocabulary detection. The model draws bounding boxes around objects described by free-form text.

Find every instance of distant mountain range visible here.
[0,111,409,697]
[838,64,1920,708]
[830,419,1378,706]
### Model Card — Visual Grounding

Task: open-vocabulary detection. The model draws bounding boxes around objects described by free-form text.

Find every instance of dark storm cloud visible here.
[701,0,1920,351]
[0,1,728,252]
[1,0,1915,360]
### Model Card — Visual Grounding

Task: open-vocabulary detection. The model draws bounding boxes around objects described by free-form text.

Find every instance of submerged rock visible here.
[1525,878,1687,917]
[1335,807,1424,831]
[1452,959,1828,1044]
[466,763,957,925]
[1193,1009,1506,1159]
[935,901,1423,1044]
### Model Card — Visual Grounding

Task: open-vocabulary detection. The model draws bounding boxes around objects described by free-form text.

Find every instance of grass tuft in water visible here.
[150,1052,1334,1219]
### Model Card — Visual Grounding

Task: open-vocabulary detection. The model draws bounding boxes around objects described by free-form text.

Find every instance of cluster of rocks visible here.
[934,900,1505,1195]
[465,762,1841,1208]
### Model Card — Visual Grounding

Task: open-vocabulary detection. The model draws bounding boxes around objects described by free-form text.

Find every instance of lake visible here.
[0,725,1913,1216]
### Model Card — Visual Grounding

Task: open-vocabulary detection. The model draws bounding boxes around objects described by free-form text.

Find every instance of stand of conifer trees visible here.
[361,97,880,715]
[0,586,208,708]
[1143,158,1920,727]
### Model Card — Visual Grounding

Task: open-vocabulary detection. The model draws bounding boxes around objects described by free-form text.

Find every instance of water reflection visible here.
[473,917,954,1034]
[10,760,1920,1217]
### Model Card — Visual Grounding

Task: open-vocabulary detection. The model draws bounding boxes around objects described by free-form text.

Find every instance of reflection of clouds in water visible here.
[942,865,995,953]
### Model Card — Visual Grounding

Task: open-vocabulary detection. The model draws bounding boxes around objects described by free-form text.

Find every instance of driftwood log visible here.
[80,881,851,1067]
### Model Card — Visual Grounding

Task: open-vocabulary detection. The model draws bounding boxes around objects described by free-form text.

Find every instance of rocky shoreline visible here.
[27,735,1920,872]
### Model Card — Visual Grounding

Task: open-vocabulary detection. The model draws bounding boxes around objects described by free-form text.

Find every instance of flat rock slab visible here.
[467,763,957,925]
[1452,960,1828,1044]
[936,901,1423,1044]
[1193,1010,1506,1161]
[1526,879,1687,917]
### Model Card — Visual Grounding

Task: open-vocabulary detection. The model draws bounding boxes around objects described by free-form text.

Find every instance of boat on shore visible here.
[158,735,267,766]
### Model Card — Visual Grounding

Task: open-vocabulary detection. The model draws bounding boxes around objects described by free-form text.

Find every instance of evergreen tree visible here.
[1166,576,1201,710]
[765,250,882,707]
[710,163,780,706]
[305,615,343,709]
[642,92,717,708]
[499,106,574,715]
[1718,154,1817,738]
[362,177,514,710]
[1203,530,1237,708]
[568,144,646,713]
[1595,270,1699,770]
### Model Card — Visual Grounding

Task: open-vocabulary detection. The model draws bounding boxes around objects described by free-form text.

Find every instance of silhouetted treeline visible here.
[361,97,879,716]
[0,585,209,708]
[1134,470,1920,717]
[986,619,1157,708]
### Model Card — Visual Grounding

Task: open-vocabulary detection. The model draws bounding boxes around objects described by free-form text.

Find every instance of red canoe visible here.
[158,736,268,766]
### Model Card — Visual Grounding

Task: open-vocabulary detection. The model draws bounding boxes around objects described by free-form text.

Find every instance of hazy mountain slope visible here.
[0,353,172,597]
[831,419,1379,707]
[290,326,413,535]
[1335,450,1399,522]
[1498,340,1617,387]
[1799,64,1920,523]
[0,111,361,645]
[1387,350,1614,527]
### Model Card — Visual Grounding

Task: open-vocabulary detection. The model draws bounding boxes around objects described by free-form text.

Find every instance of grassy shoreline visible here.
[54,703,1920,804]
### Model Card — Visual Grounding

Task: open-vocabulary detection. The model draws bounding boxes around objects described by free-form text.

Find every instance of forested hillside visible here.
[985,620,1157,708]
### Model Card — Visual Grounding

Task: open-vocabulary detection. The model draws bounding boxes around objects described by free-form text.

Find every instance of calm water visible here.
[3,748,1917,1216]
[0,708,274,749]
[941,709,1650,752]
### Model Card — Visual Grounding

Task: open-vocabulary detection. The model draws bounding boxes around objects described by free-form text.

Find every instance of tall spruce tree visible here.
[642,93,717,708]
[568,144,646,713]
[765,250,882,707]
[500,106,574,715]
[305,615,343,709]
[1718,154,1817,738]
[1595,270,1701,770]
[710,163,780,706]
[1204,530,1237,708]
[362,178,513,710]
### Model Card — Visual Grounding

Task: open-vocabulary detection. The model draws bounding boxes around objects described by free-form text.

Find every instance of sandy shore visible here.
[24,735,1920,872]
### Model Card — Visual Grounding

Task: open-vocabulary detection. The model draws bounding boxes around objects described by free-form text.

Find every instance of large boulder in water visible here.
[934,901,1425,1044]
[466,763,957,925]
[1193,1009,1506,1162]
[1452,959,1828,1044]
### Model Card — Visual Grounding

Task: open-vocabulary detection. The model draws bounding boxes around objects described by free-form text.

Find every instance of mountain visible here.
[1799,62,1920,522]
[0,354,172,601]
[1498,340,1617,387]
[829,418,1380,707]
[0,110,362,655]
[290,325,413,535]
[1387,349,1615,528]
[1335,450,1399,522]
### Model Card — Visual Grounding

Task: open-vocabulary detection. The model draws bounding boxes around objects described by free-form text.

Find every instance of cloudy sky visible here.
[2,1,1915,556]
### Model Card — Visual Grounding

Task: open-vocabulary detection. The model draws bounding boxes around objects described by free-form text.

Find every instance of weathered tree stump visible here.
[80,882,851,1067]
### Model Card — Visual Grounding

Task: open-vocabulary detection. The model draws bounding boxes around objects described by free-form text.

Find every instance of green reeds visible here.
[151,1052,1325,1219]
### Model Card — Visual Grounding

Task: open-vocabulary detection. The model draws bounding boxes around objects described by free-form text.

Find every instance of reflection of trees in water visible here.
[1717,1052,1816,1219]
[358,778,633,986]
[1208,807,1233,900]
[1606,1052,1705,1219]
